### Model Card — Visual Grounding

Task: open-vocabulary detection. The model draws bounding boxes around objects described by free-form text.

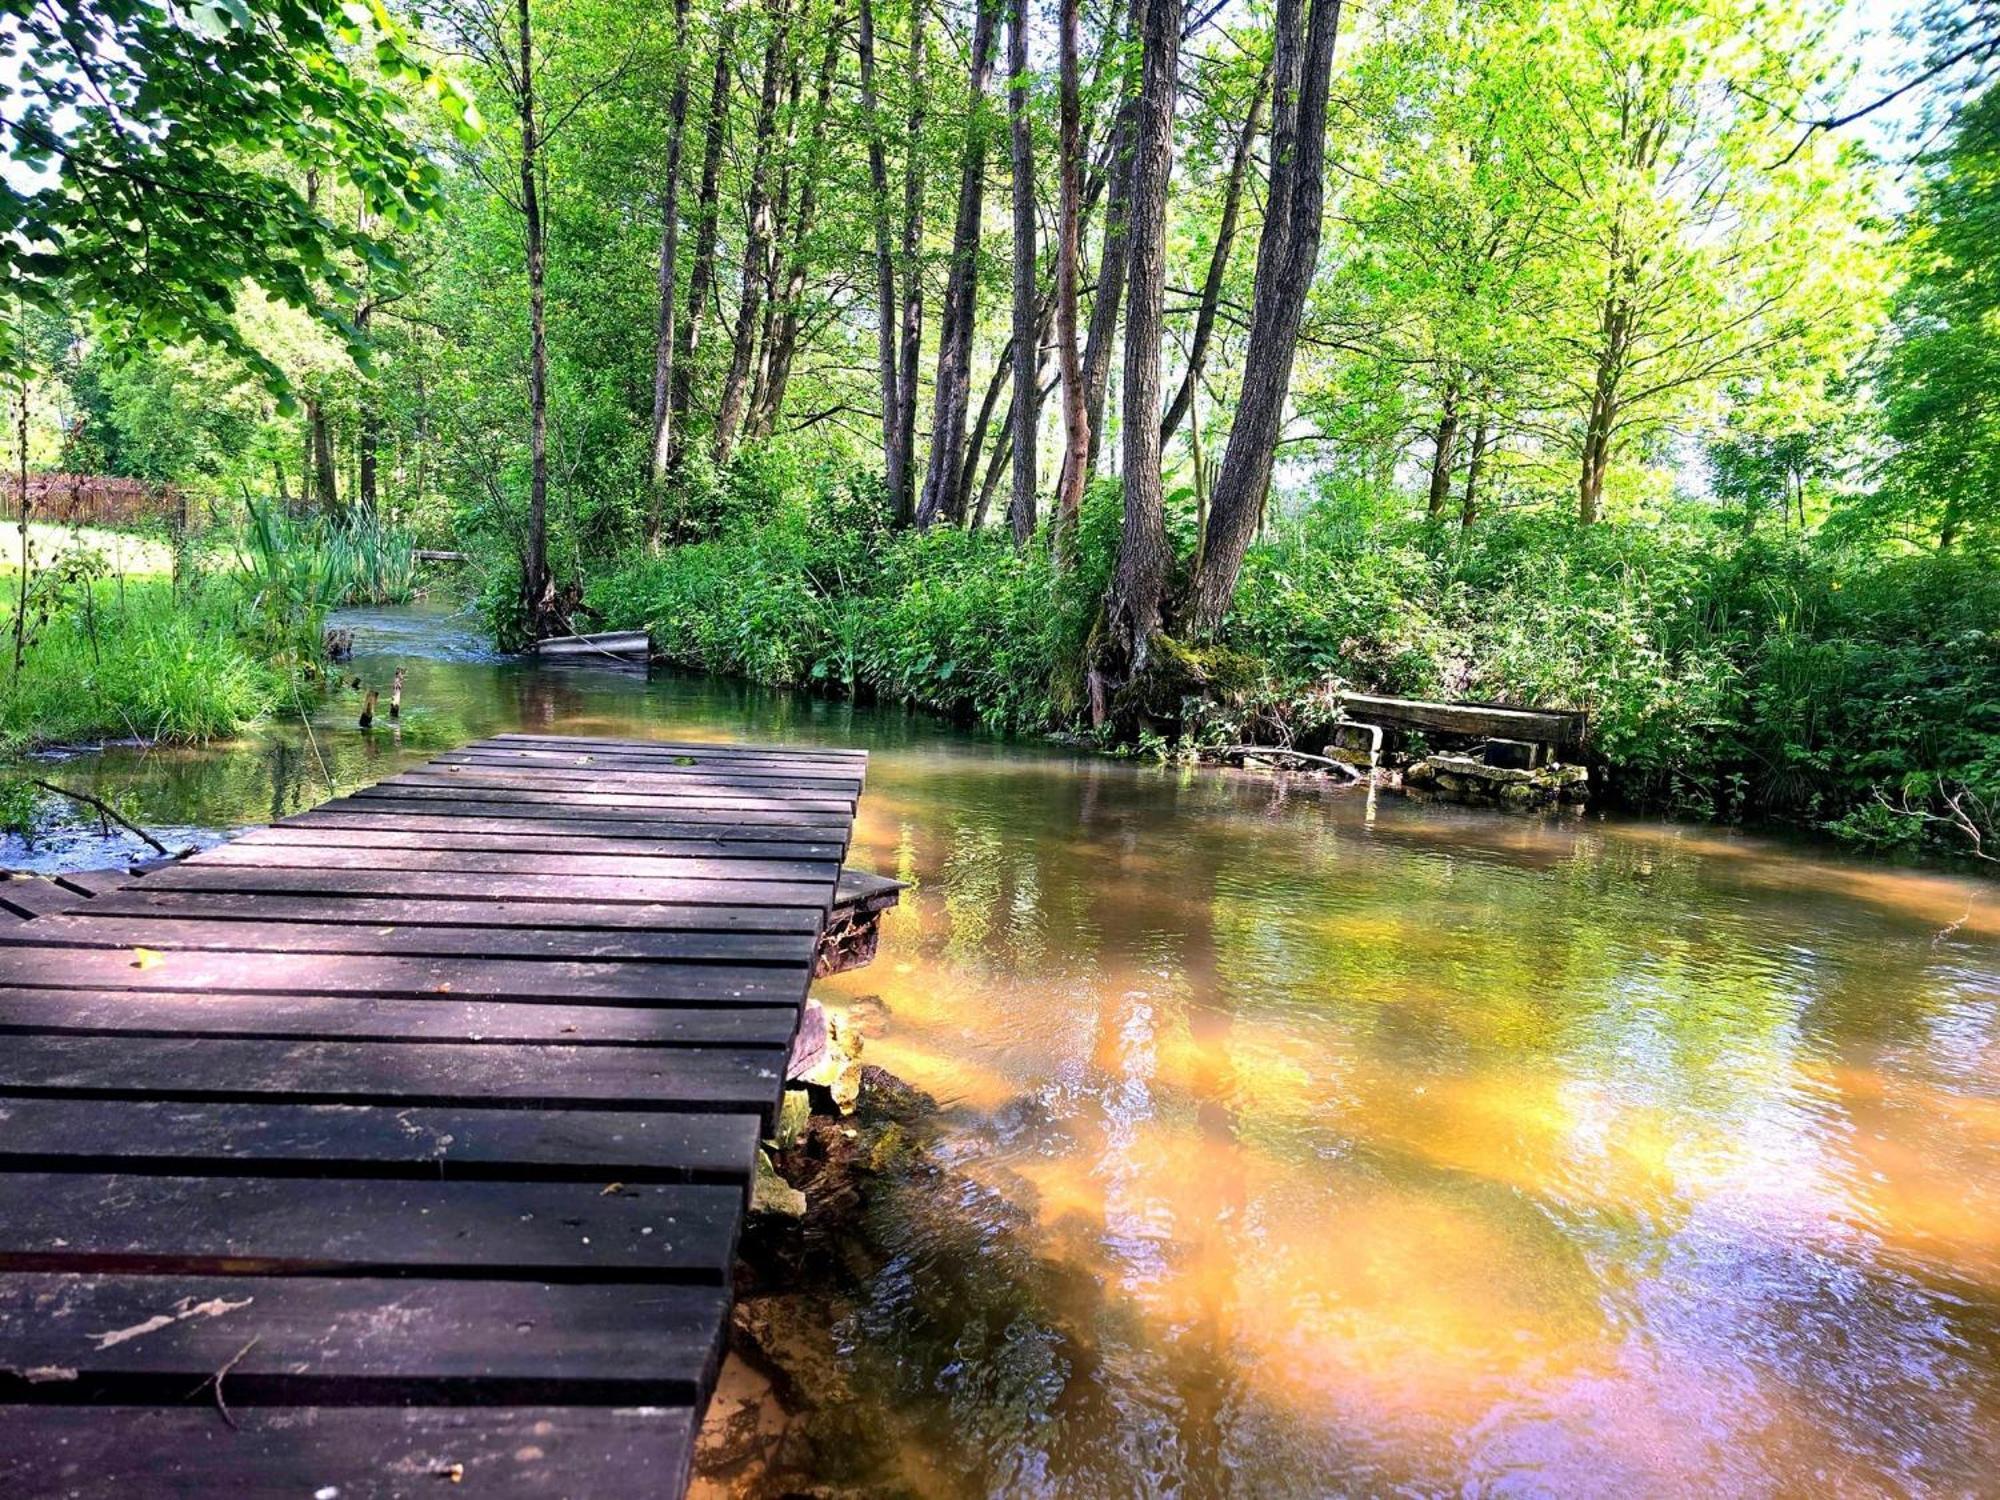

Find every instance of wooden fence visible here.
[0,474,187,531]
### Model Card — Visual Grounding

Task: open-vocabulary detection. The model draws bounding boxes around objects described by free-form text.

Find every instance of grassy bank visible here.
[0,575,287,751]
[583,461,2000,859]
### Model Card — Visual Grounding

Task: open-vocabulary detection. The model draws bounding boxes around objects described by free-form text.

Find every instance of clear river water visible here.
[7,601,1998,1498]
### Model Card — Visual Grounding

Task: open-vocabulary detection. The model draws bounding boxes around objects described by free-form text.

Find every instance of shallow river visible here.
[11,602,1999,1497]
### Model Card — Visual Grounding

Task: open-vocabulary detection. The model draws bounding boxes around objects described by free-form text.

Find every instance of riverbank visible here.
[0,576,285,757]
[576,466,2000,861]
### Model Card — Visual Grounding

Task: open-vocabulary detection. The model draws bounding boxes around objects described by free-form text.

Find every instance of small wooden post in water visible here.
[390,668,404,721]
[358,689,378,729]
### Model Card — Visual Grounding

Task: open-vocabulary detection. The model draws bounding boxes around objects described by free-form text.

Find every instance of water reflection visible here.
[9,604,1998,1494]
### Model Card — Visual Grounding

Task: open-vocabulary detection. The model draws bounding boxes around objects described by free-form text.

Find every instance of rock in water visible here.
[751,1149,807,1218]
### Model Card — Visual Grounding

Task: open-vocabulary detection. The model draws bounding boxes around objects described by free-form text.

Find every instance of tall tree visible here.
[1076,67,1136,477]
[647,0,696,538]
[751,11,844,438]
[859,0,907,512]
[1160,60,1270,447]
[1007,0,1039,544]
[895,0,929,526]
[1089,0,1182,719]
[916,0,1000,526]
[671,14,737,466]
[1183,0,1339,637]
[714,0,796,468]
[1052,0,1090,544]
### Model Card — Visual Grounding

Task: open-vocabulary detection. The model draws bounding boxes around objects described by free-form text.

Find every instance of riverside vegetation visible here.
[2,0,1997,858]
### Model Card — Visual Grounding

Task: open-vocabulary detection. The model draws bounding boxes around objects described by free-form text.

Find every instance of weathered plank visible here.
[0,1403,698,1500]
[0,946,805,1004]
[242,823,847,861]
[139,864,835,911]
[0,987,803,1047]
[0,1173,743,1280]
[385,771,856,811]
[0,913,816,964]
[289,801,853,841]
[0,1273,728,1402]
[0,1035,789,1117]
[1336,691,1589,747]
[0,1099,761,1185]
[443,746,865,780]
[0,875,81,922]
[197,841,841,884]
[351,784,855,825]
[80,888,825,934]
[490,731,866,762]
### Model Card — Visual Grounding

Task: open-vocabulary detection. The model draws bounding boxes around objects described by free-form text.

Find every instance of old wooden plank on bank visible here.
[0,1404,699,1500]
[0,1099,761,1187]
[0,912,817,964]
[0,731,864,1497]
[0,986,804,1047]
[240,823,847,861]
[78,887,826,933]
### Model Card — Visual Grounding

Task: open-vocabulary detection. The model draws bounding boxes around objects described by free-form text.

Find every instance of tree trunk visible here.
[518,0,553,632]
[858,0,904,511]
[915,0,998,527]
[646,0,695,539]
[961,340,1014,512]
[1425,382,1459,519]
[670,16,737,468]
[1578,378,1616,525]
[1006,0,1038,546]
[713,0,794,469]
[1077,87,1134,479]
[1088,0,1183,722]
[1460,414,1488,528]
[893,0,928,526]
[1052,0,1088,550]
[307,400,339,513]
[1182,0,1340,638]
[1159,62,1268,447]
[752,16,842,440]
[750,51,807,432]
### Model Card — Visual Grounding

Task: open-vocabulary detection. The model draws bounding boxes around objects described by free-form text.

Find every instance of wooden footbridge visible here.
[0,732,868,1497]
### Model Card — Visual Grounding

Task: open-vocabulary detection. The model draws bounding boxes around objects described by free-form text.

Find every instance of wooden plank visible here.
[138,864,835,911]
[0,987,803,1047]
[403,762,860,793]
[197,842,840,884]
[242,823,846,861]
[0,1035,789,1117]
[0,913,816,964]
[78,888,824,934]
[386,770,856,810]
[0,1099,761,1186]
[0,875,80,921]
[0,1172,743,1281]
[350,785,854,825]
[0,1404,697,1500]
[0,1273,728,1402]
[289,801,853,841]
[0,946,805,1004]
[1336,691,1588,747]
[489,731,866,762]
[443,746,865,780]
[54,869,128,899]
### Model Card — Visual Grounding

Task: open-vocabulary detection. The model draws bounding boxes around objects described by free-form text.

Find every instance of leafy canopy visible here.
[0,0,482,398]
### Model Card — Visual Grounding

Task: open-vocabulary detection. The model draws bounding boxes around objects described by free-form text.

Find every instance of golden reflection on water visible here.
[26,616,1999,1496]
[823,751,2000,1496]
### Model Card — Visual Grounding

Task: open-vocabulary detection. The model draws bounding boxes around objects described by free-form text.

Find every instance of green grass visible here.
[0,575,284,752]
